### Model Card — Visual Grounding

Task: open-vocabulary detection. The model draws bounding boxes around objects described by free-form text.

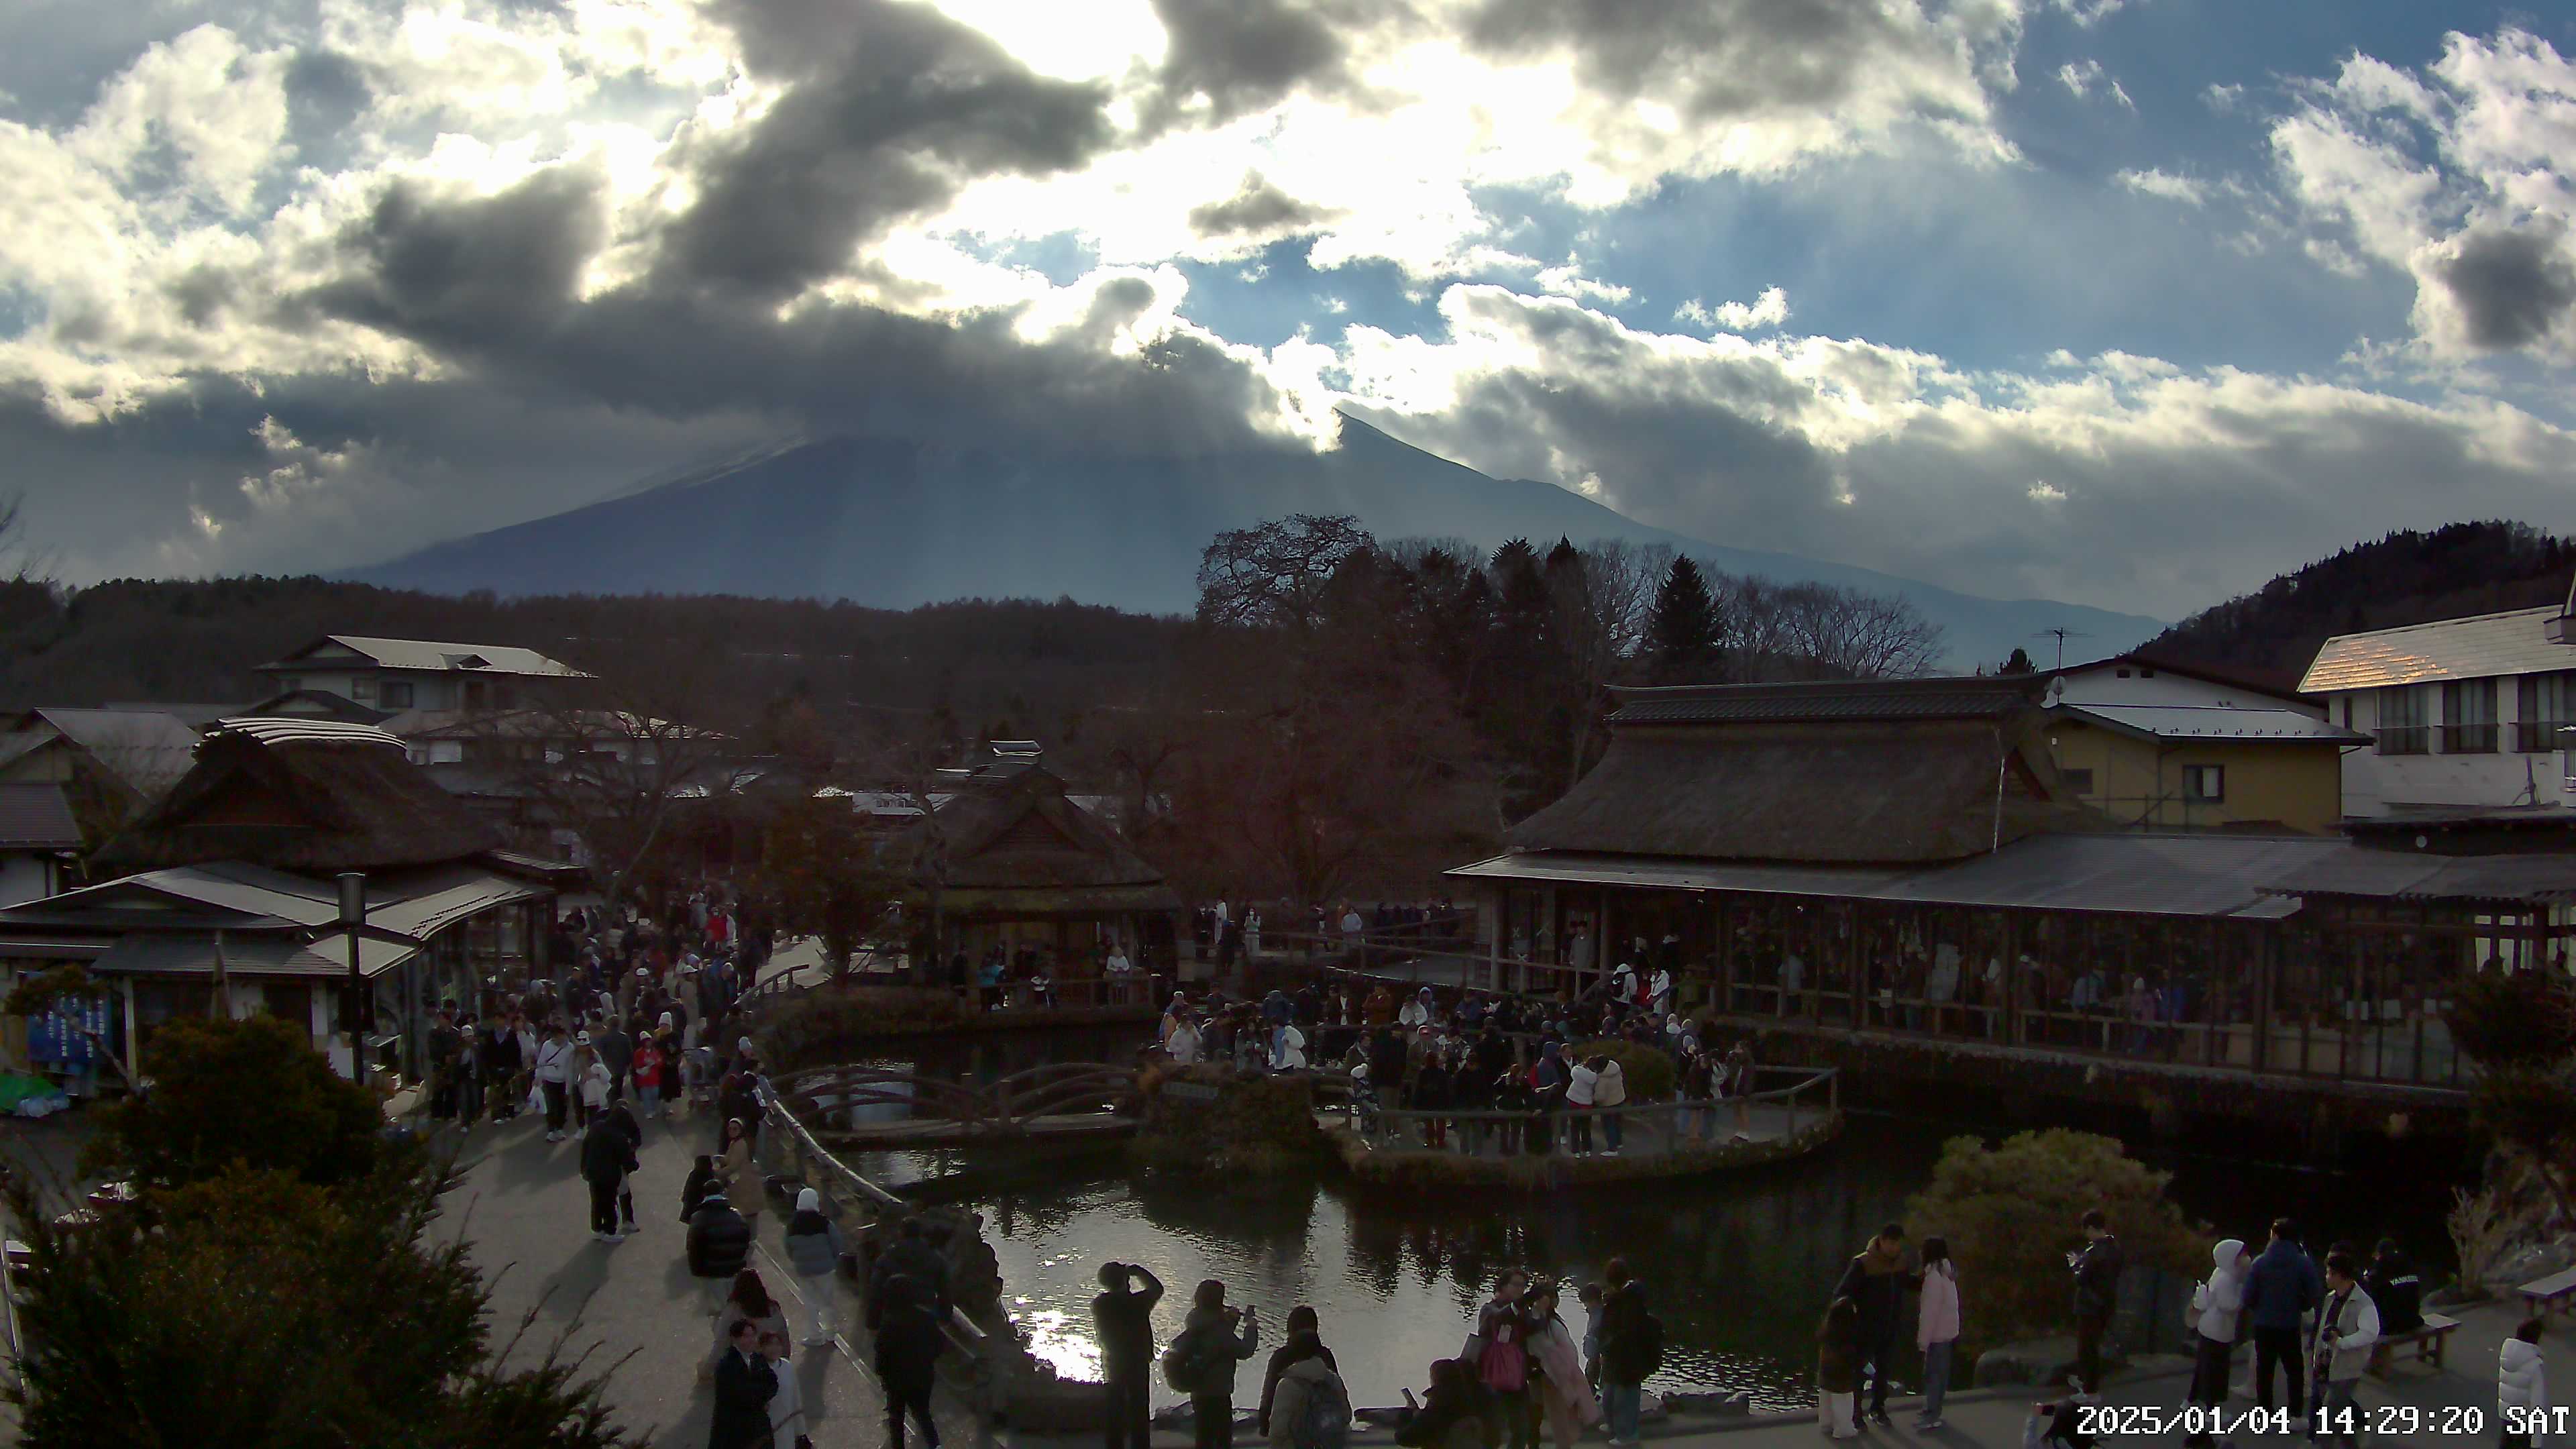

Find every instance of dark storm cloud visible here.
[1186,172,1345,239]
[1145,0,1352,125]
[312,166,608,340]
[657,0,1114,299]
[1462,0,1957,117]
[2437,225,2576,352]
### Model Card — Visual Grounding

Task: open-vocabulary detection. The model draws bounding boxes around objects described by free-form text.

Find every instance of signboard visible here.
[1161,1080,1220,1103]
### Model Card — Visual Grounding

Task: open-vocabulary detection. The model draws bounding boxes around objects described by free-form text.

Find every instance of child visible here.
[2501,1317,2547,1449]
[1818,1297,1860,1440]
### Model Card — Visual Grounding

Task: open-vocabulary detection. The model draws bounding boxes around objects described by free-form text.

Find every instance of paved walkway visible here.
[441,1097,991,1449]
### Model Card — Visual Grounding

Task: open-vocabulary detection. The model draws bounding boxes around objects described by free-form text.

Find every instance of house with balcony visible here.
[2300,603,2576,816]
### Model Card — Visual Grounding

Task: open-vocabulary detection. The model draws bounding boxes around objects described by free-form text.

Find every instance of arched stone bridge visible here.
[778,1062,1143,1148]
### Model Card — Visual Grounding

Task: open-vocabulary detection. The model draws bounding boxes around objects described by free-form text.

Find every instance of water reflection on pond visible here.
[837,1035,2461,1413]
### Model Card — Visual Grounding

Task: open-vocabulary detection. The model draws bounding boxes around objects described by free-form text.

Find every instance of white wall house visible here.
[2300,603,2576,816]
[252,635,588,714]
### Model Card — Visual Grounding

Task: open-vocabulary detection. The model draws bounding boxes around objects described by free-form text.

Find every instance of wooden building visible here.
[904,761,1181,983]
[0,718,567,1089]
[1446,677,2576,1126]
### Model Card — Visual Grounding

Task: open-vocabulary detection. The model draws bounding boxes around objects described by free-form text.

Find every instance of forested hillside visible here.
[2147,522,2576,678]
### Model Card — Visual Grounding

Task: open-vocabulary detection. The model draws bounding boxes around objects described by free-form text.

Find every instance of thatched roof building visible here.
[95,718,501,875]
[910,763,1179,917]
[1509,677,2078,865]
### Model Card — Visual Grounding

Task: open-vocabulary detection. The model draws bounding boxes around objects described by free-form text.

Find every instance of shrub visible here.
[757,983,971,1068]
[84,1013,385,1189]
[1571,1039,1678,1102]
[1903,1128,2200,1349]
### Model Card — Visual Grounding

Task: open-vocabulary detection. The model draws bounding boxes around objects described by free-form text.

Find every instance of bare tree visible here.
[1195,515,1374,633]
[1776,582,1947,678]
[1551,540,1666,787]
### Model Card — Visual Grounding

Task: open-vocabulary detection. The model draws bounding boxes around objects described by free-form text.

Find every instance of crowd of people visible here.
[1152,975,1764,1157]
[1088,1258,1665,1449]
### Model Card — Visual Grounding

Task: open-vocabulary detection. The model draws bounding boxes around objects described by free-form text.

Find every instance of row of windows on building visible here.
[2055,763,2228,802]
[2341,672,2576,756]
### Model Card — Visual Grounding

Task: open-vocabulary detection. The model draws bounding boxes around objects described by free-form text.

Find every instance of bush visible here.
[85,1014,385,1189]
[1903,1128,2200,1349]
[757,983,971,1068]
[1571,1039,1678,1102]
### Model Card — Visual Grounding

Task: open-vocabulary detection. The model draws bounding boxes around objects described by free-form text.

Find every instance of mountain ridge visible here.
[351,417,2163,667]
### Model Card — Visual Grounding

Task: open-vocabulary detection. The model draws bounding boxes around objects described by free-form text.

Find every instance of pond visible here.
[838,1035,2466,1412]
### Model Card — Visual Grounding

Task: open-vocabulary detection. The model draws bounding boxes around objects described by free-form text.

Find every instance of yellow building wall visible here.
[2047,721,2346,833]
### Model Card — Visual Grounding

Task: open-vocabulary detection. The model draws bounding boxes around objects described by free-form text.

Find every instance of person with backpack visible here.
[1595,1260,1660,1449]
[782,1189,849,1346]
[688,1189,753,1278]
[1095,1263,1165,1449]
[1170,1279,1260,1449]
[1261,1306,1350,1449]
[1833,1223,1917,1427]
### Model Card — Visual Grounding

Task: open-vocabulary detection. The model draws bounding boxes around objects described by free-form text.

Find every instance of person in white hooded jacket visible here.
[2501,1317,2548,1449]
[2183,1238,2247,1448]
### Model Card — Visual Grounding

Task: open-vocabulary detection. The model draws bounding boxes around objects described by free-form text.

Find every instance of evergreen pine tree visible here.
[1648,557,1721,681]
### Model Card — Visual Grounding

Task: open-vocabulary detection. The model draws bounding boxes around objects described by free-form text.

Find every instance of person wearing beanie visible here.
[781,1188,849,1346]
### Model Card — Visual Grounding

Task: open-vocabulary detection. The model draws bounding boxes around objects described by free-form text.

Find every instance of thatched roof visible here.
[911,766,1165,892]
[95,721,502,874]
[1510,699,2080,866]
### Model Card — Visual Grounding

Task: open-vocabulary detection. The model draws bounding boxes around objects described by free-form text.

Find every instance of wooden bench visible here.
[2368,1312,2460,1375]
[2521,1267,2576,1316]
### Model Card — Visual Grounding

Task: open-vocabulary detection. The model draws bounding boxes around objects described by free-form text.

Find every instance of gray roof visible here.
[2260,847,2576,903]
[1454,831,2343,918]
[0,783,81,849]
[12,708,203,797]
[2302,605,2576,693]
[2051,702,2368,744]
[258,634,587,678]
[1609,676,2038,726]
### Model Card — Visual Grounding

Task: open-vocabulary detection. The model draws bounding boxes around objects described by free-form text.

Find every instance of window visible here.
[2443,678,2498,753]
[2377,686,2429,755]
[2338,696,2353,730]
[2182,765,2225,802]
[2518,672,2576,752]
[348,676,374,700]
[2059,767,2096,795]
[425,740,464,765]
[379,680,415,709]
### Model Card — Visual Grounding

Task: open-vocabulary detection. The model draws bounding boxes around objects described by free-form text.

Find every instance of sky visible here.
[3,0,2575,621]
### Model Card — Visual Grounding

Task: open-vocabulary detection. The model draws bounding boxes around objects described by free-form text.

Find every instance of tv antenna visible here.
[2033,627,2093,672]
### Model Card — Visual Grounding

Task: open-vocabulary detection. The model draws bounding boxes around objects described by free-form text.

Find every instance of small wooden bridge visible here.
[779,1061,1143,1149]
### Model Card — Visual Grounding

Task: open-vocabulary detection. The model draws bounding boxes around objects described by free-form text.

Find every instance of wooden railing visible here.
[763,1096,1003,1419]
[1322,1064,1837,1159]
[778,1061,1138,1134]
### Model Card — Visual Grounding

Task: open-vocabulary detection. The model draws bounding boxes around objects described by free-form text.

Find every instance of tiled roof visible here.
[1607,677,2038,725]
[2300,606,2576,693]
[0,784,81,849]
[2053,703,2367,743]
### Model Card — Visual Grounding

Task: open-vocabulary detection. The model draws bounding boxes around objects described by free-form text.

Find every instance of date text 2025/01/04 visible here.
[2076,1405,2505,1438]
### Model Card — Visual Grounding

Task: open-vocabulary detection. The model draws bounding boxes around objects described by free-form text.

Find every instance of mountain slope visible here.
[354,418,2161,667]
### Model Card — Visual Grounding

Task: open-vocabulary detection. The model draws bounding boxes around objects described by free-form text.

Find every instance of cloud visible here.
[1185,171,1344,240]
[2052,0,2131,26]
[1534,262,1631,305]
[2434,225,2576,352]
[1676,286,1790,331]
[1332,286,2576,618]
[2118,168,2208,206]
[2059,59,2102,99]
[2270,27,2576,360]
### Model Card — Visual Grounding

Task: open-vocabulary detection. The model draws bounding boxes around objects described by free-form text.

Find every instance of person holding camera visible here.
[1094,1262,1165,1449]
[1174,1279,1260,1449]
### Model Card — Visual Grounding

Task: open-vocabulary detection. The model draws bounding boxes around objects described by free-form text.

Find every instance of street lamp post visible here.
[339,871,368,1089]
